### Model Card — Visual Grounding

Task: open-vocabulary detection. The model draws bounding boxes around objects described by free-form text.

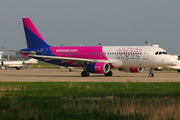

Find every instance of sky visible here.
[0,0,180,55]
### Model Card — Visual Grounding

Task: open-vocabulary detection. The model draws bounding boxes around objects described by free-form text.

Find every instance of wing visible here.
[6,50,111,65]
[166,65,180,69]
[166,60,180,69]
[28,55,111,65]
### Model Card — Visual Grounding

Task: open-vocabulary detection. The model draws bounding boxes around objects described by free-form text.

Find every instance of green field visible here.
[0,82,180,120]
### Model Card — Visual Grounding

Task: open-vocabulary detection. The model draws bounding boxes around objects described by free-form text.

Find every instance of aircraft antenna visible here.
[98,42,102,46]
[145,40,150,46]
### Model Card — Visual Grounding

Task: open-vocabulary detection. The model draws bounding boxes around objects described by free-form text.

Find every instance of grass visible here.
[32,61,58,68]
[0,82,180,119]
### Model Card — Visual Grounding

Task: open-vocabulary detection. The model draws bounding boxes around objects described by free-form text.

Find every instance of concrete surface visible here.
[0,68,179,82]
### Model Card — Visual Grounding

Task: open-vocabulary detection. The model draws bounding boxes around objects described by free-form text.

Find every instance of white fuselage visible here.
[102,46,176,68]
[0,58,38,69]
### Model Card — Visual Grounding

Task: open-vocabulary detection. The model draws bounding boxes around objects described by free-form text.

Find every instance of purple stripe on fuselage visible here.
[22,18,45,42]
[50,46,108,60]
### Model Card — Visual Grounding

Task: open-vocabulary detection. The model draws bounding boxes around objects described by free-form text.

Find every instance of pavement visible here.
[0,68,180,82]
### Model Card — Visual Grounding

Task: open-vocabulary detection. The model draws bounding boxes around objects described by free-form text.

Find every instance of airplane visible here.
[6,18,178,77]
[154,55,180,72]
[0,52,3,59]
[0,58,38,70]
[166,55,180,72]
[166,62,180,72]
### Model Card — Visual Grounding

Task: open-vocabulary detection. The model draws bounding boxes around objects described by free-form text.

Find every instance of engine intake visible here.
[84,63,110,74]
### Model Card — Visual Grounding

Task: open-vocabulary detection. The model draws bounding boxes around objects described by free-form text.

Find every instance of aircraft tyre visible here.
[81,71,89,77]
[1,67,7,70]
[15,67,21,70]
[177,69,180,73]
[149,73,154,77]
[104,70,113,76]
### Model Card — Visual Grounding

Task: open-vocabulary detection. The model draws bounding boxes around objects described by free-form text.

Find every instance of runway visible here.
[0,68,180,82]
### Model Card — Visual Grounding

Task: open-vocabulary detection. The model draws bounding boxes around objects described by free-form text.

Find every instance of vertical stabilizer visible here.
[22,18,50,48]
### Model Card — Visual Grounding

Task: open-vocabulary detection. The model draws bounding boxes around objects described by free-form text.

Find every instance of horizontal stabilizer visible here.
[5,50,35,54]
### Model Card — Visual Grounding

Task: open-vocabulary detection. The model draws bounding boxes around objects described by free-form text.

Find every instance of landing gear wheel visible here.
[81,71,89,77]
[1,67,6,70]
[104,71,113,76]
[148,68,154,77]
[149,73,154,77]
[15,67,21,70]
[177,69,180,73]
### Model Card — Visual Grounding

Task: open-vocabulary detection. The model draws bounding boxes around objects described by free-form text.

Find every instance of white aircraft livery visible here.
[7,18,178,77]
[1,58,38,70]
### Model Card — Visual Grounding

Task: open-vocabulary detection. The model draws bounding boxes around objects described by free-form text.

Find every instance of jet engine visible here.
[83,63,110,74]
[118,67,144,73]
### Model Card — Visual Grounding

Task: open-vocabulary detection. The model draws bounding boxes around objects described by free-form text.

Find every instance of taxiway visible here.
[0,68,180,82]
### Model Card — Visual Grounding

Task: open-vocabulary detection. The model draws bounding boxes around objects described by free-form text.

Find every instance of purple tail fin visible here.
[22,18,50,48]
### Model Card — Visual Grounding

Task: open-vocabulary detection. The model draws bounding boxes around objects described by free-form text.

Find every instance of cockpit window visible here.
[162,52,167,54]
[155,51,168,55]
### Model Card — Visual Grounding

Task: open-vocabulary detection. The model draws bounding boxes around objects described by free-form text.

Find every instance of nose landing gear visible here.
[148,69,154,77]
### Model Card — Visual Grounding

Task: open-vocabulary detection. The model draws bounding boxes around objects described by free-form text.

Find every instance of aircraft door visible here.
[143,48,150,60]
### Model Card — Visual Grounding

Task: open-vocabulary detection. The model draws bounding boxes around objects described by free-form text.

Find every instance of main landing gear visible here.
[148,69,154,77]
[15,67,21,70]
[104,70,113,76]
[81,70,113,77]
[81,71,89,77]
